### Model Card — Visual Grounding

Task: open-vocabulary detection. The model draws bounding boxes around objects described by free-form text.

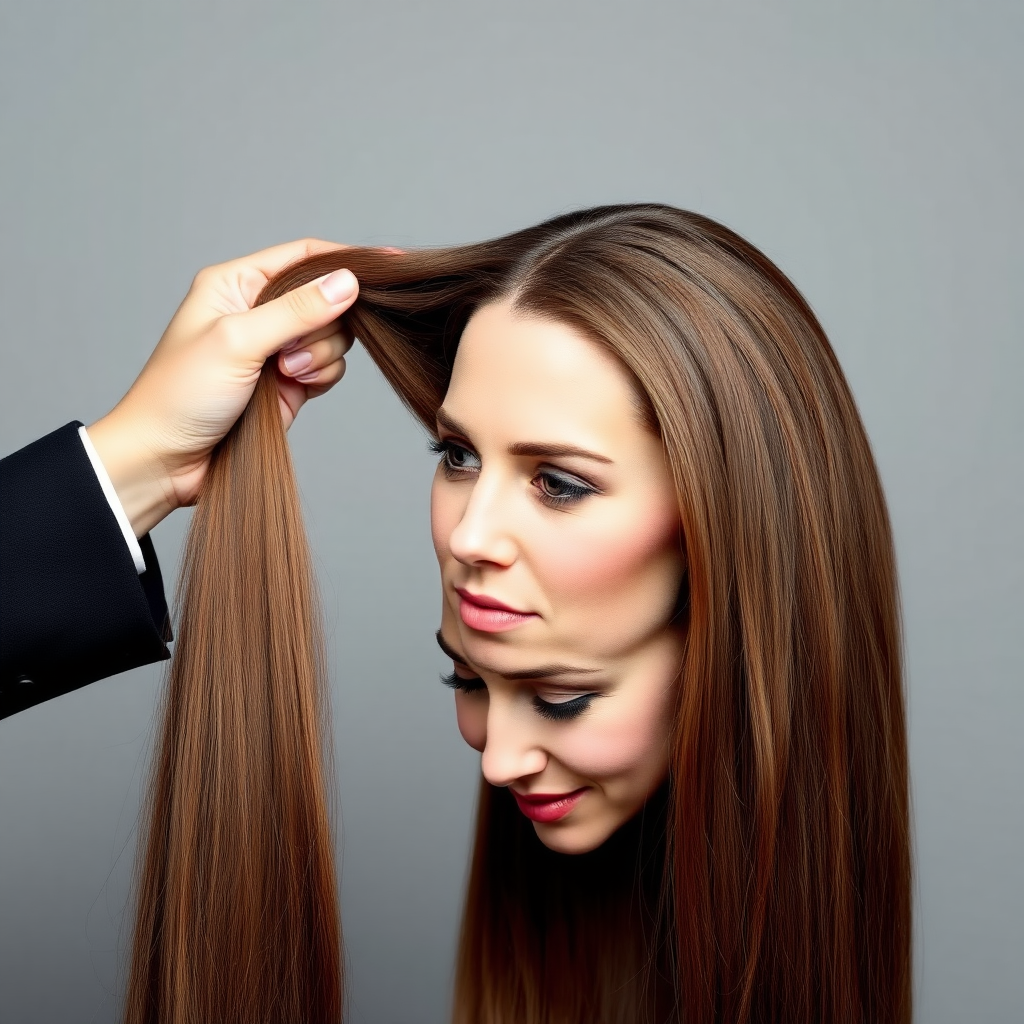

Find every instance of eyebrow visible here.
[434,630,600,682]
[435,409,613,465]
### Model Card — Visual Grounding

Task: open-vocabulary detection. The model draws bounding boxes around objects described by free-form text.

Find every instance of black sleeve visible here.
[0,421,173,720]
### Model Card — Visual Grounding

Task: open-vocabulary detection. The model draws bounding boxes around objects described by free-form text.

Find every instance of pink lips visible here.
[455,588,538,633]
[511,787,588,823]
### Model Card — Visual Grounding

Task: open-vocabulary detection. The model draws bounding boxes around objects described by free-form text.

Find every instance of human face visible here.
[430,300,685,855]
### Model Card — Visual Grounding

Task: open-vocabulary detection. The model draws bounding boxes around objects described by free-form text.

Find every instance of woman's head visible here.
[257,204,910,1023]
[432,300,685,854]
[425,203,875,869]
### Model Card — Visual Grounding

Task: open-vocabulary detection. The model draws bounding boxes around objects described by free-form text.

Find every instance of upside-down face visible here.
[430,300,685,854]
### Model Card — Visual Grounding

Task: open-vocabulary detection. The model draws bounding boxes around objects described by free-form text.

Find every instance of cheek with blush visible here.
[526,509,682,639]
[455,691,487,752]
[553,693,673,788]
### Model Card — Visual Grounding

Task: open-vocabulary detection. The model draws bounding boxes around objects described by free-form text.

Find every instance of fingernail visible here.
[295,369,320,383]
[282,337,303,352]
[283,350,313,374]
[318,269,356,305]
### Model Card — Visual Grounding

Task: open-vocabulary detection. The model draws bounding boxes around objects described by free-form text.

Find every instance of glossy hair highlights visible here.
[130,203,910,1023]
[124,373,342,1022]
[278,205,910,1023]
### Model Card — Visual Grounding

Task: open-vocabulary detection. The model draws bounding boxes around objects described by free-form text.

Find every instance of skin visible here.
[87,239,358,537]
[431,300,686,855]
[91,256,681,857]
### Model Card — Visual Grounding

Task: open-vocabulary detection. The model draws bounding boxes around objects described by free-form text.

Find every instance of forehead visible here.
[444,301,646,446]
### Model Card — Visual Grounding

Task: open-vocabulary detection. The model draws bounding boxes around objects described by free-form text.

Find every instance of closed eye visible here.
[532,693,599,721]
[440,670,486,693]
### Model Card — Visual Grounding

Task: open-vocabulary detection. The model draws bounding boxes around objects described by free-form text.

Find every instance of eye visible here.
[532,693,598,721]
[429,437,481,477]
[534,470,598,508]
[440,670,486,694]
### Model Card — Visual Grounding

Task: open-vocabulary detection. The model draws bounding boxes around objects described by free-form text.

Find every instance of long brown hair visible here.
[129,204,910,1023]
[124,373,343,1022]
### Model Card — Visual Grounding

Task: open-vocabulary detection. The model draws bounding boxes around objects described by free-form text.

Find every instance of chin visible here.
[532,819,619,855]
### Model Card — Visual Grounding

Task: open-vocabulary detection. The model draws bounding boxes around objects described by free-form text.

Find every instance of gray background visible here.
[1,2,1020,1021]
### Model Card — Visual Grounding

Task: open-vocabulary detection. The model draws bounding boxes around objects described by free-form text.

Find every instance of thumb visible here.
[230,269,359,362]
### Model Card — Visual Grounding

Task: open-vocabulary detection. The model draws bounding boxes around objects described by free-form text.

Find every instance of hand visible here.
[87,239,358,537]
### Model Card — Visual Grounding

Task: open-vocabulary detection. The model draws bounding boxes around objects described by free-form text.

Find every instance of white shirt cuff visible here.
[78,425,147,575]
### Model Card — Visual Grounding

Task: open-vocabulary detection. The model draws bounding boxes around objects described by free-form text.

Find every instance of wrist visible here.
[85,411,179,537]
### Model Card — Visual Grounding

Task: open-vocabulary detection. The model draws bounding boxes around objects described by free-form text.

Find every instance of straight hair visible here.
[124,371,342,1023]
[128,204,910,1024]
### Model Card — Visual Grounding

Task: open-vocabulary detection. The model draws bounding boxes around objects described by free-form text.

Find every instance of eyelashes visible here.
[534,474,595,505]
[429,437,599,508]
[429,438,479,475]
[440,670,485,694]
[440,671,598,722]
[531,693,597,722]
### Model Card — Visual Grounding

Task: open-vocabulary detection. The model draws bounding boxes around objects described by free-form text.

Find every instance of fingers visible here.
[228,269,359,363]
[220,238,347,280]
[193,239,351,311]
[282,317,355,352]
[274,327,350,429]
[292,355,347,391]
[278,328,352,383]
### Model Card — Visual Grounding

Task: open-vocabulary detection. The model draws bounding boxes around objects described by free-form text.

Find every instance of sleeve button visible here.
[16,674,34,686]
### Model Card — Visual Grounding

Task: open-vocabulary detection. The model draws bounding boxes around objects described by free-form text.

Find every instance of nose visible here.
[447,473,518,568]
[480,697,547,788]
